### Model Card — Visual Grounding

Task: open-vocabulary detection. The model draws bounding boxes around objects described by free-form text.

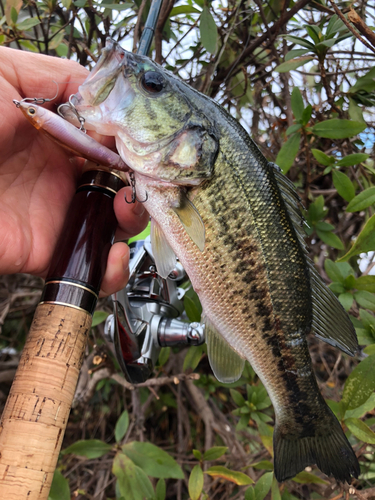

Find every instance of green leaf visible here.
[231,389,245,407]
[315,38,339,50]
[346,187,375,212]
[49,31,65,50]
[315,221,334,232]
[115,410,129,443]
[325,259,344,283]
[338,292,354,311]
[345,417,375,444]
[316,229,344,250]
[95,2,133,10]
[275,56,313,73]
[170,5,201,16]
[48,470,70,500]
[113,452,154,500]
[304,24,321,44]
[326,15,345,36]
[292,471,328,484]
[329,282,345,294]
[245,486,256,500]
[193,449,202,460]
[205,466,253,485]
[16,17,41,30]
[354,290,375,311]
[342,353,375,410]
[189,465,204,500]
[184,289,202,322]
[254,471,273,499]
[61,0,72,7]
[360,308,375,330]
[271,476,281,500]
[63,439,112,459]
[338,214,375,261]
[285,49,309,61]
[348,98,364,122]
[355,275,375,293]
[311,119,366,139]
[276,132,301,174]
[291,88,304,121]
[199,6,217,54]
[10,6,18,24]
[286,124,301,136]
[156,478,166,500]
[122,441,184,479]
[345,393,375,419]
[332,171,355,202]
[91,310,109,327]
[203,446,228,461]
[284,35,315,50]
[336,153,369,167]
[158,347,170,367]
[183,344,203,371]
[301,105,312,126]
[311,149,335,167]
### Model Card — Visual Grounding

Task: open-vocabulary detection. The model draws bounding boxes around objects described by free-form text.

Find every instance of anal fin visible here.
[206,317,245,383]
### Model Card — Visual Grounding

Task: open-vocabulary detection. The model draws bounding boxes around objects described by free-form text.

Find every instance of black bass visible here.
[60,39,360,483]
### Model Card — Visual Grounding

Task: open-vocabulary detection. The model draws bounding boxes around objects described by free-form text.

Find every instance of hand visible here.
[0,47,149,295]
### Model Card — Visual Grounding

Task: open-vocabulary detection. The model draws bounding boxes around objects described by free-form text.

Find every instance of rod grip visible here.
[0,303,91,499]
[0,168,126,499]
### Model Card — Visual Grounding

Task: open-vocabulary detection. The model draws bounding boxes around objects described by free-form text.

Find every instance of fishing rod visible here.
[0,2,166,498]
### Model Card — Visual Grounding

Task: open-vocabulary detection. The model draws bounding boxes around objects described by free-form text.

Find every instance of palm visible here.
[0,47,148,288]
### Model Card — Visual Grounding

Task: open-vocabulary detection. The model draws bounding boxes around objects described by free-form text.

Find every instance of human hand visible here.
[0,47,149,295]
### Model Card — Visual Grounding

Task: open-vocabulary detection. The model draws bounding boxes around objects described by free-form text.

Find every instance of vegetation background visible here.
[0,0,375,498]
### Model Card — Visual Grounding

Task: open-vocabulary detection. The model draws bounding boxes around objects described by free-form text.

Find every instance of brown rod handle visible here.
[0,168,126,499]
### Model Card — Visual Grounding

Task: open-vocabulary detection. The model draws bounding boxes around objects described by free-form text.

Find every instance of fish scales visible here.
[60,40,360,483]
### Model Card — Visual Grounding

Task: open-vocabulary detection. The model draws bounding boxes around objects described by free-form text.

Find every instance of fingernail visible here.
[132,201,145,217]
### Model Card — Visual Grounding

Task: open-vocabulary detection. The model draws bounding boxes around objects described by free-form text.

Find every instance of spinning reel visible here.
[104,236,206,383]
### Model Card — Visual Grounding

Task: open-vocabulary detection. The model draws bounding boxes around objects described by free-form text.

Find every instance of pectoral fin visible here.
[206,317,245,383]
[150,218,176,279]
[173,194,205,251]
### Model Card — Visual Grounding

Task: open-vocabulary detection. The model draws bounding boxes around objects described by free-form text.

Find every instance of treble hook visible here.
[124,172,148,204]
[13,81,60,108]
[57,94,86,132]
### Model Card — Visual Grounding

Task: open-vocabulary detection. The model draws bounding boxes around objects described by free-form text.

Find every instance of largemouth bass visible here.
[60,39,360,483]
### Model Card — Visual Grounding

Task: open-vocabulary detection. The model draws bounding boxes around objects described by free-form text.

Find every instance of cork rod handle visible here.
[0,168,126,499]
[0,303,92,499]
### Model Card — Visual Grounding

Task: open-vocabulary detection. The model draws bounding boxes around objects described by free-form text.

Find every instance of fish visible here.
[60,39,360,483]
[15,100,128,171]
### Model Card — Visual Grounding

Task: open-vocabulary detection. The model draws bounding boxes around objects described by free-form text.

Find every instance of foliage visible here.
[1,0,375,498]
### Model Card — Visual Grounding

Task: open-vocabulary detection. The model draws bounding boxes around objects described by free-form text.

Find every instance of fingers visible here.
[114,187,149,240]
[100,188,149,296]
[0,46,88,107]
[99,242,129,297]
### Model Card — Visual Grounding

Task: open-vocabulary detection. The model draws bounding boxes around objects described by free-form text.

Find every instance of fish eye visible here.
[28,107,36,115]
[141,71,165,94]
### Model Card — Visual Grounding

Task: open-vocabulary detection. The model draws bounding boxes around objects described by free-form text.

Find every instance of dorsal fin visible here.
[309,264,358,355]
[271,162,358,356]
[271,163,308,252]
[205,316,245,383]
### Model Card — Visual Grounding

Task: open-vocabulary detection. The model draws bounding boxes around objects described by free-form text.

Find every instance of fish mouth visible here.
[58,40,137,134]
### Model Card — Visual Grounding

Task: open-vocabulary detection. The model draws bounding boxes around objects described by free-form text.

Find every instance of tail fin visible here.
[273,409,360,483]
